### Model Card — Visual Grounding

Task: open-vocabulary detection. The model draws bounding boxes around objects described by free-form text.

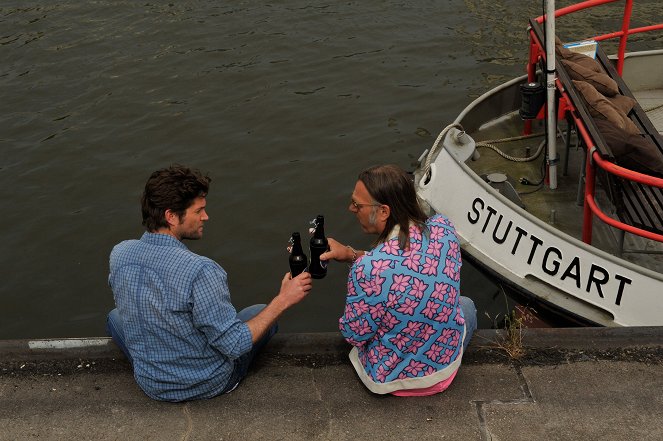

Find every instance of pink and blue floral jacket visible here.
[339,214,466,394]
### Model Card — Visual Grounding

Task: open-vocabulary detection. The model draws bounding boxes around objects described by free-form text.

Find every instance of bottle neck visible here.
[313,216,325,238]
[292,238,304,254]
[313,224,325,238]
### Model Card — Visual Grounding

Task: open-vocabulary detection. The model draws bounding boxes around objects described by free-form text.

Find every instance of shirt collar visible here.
[386,224,401,241]
[140,231,188,250]
[387,221,415,240]
[385,221,418,242]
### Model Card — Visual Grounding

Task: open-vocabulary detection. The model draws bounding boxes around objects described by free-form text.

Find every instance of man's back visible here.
[106,165,312,401]
[109,232,252,401]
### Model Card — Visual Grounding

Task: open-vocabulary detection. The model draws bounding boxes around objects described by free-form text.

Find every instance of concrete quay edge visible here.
[1,326,662,363]
[2,327,662,441]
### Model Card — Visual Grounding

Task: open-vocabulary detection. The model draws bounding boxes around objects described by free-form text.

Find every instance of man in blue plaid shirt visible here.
[106,165,312,401]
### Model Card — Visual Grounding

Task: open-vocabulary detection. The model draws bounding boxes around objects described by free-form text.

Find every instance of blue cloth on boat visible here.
[108,232,252,402]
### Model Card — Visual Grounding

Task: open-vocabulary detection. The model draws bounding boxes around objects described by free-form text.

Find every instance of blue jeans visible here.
[220,304,278,393]
[459,296,477,352]
[106,304,277,392]
[106,308,134,364]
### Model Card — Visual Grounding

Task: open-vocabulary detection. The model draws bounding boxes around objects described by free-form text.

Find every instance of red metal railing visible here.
[585,153,663,242]
[529,0,663,244]
[536,0,663,75]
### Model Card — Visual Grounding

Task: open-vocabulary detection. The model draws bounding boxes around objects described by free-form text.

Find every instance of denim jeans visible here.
[459,296,478,352]
[105,308,133,364]
[105,304,277,393]
[220,304,277,393]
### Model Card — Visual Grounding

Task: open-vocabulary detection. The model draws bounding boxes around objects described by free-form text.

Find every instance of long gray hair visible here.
[358,164,428,249]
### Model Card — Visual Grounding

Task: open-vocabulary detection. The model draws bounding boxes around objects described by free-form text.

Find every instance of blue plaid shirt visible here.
[109,232,252,401]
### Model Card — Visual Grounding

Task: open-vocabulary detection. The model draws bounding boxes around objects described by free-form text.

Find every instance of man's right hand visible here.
[319,237,350,263]
[246,271,312,344]
[278,271,312,308]
[320,237,363,263]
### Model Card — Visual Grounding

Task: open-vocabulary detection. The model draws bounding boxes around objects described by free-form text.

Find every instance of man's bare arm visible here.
[245,271,312,343]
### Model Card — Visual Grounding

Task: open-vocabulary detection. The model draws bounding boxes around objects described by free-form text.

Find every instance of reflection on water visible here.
[1,1,661,338]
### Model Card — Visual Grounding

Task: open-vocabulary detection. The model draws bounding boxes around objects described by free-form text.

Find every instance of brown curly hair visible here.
[141,165,211,232]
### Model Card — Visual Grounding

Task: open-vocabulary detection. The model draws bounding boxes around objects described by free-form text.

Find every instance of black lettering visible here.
[511,226,528,255]
[614,274,632,306]
[468,198,484,224]
[560,256,581,289]
[542,247,562,276]
[492,215,512,244]
[586,264,609,298]
[527,235,544,265]
[482,206,497,233]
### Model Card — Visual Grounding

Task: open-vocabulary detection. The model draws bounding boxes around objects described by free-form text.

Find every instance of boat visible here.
[414,0,663,326]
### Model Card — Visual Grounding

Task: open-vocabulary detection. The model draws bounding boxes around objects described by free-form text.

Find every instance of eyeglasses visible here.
[350,199,381,211]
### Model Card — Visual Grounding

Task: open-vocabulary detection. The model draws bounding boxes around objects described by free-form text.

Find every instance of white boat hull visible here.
[417,147,663,326]
[414,1,663,327]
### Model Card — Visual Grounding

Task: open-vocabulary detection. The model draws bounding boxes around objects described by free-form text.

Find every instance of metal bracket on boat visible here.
[417,149,429,165]
[418,123,475,186]
[443,127,476,163]
[588,146,597,165]
[483,173,526,208]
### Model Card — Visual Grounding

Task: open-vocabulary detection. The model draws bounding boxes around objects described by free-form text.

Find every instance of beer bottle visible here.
[289,232,308,278]
[309,215,329,279]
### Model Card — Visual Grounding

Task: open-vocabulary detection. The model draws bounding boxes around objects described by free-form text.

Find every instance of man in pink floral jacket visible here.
[321,164,477,396]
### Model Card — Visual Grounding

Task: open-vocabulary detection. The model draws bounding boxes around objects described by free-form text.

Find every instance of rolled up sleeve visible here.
[191,264,253,359]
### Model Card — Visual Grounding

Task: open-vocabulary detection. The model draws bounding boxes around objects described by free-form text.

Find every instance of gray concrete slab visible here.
[1,328,662,441]
[484,361,663,441]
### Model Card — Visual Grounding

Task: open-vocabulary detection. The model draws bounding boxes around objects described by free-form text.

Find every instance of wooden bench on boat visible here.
[594,48,663,240]
[529,19,663,249]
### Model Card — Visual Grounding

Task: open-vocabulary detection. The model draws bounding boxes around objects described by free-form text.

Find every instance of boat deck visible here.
[468,113,663,274]
[634,88,663,134]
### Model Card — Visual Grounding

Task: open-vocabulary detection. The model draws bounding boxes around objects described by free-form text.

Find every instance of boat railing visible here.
[528,0,663,246]
[536,0,663,75]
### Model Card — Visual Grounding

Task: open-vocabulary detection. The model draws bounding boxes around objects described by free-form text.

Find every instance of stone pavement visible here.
[1,327,662,441]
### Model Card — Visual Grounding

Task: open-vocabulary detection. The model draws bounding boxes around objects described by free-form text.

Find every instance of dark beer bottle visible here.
[289,232,308,278]
[309,215,329,279]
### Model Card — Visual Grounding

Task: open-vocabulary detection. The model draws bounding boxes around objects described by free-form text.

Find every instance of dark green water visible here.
[1,1,661,338]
